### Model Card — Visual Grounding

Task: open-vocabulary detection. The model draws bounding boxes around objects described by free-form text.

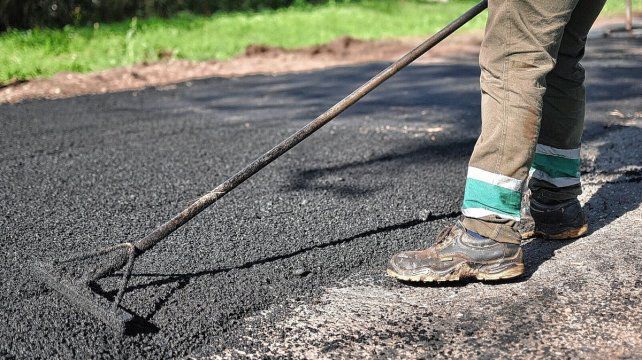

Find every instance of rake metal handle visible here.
[134,0,488,253]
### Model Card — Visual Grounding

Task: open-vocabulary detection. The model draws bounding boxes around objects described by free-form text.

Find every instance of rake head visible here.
[32,243,139,334]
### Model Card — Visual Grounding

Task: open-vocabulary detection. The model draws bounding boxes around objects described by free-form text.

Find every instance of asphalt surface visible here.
[1,35,641,359]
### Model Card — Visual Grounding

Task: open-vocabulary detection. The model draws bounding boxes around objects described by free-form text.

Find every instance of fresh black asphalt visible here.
[1,35,640,358]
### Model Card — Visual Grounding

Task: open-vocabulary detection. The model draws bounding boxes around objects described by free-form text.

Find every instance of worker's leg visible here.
[388,0,582,282]
[524,0,607,239]
[530,0,607,203]
[461,0,581,244]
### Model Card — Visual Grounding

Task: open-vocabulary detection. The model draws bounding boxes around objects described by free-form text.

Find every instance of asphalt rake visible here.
[33,0,489,334]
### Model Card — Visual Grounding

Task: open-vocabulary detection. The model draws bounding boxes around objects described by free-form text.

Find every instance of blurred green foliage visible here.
[0,0,349,31]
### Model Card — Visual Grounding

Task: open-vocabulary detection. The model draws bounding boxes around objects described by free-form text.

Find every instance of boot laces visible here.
[435,224,455,245]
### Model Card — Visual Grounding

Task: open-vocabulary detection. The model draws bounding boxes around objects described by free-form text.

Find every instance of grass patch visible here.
[0,0,633,84]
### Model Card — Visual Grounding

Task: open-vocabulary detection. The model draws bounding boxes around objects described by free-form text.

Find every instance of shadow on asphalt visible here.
[107,211,461,334]
[285,139,476,197]
[185,62,483,121]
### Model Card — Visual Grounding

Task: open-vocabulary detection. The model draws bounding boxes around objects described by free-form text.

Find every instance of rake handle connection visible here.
[134,0,488,253]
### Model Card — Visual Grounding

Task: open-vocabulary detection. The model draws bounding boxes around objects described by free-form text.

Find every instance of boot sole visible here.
[529,223,589,240]
[386,262,525,283]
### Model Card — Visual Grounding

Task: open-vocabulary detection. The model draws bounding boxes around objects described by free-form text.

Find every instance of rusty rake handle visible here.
[134,0,488,253]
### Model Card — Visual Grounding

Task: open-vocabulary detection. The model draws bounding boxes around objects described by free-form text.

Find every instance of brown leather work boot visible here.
[519,198,588,240]
[387,221,524,282]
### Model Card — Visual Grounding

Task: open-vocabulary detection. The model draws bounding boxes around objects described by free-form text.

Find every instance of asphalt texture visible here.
[1,35,641,359]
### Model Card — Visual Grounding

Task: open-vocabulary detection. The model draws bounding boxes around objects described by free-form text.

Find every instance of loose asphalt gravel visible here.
[1,34,641,359]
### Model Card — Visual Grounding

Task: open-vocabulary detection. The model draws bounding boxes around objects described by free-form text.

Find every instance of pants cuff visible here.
[461,216,521,244]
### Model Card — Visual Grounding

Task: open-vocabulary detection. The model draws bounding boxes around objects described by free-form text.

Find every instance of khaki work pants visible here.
[461,0,607,243]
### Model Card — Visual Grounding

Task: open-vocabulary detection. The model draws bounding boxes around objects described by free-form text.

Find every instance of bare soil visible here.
[1,14,636,104]
[0,32,483,104]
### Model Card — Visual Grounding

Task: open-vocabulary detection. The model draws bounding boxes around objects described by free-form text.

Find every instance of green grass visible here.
[0,0,634,84]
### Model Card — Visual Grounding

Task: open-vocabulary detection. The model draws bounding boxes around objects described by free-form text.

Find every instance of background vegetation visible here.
[0,0,337,31]
[0,0,634,84]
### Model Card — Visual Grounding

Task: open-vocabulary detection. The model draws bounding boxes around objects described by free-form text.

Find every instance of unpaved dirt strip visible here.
[1,35,640,359]
[2,15,637,105]
[0,34,483,104]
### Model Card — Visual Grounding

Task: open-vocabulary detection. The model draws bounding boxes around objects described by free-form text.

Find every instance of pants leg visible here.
[529,0,607,204]
[461,0,581,244]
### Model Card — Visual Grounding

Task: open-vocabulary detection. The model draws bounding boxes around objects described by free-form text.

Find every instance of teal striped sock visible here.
[461,167,523,221]
[530,144,581,187]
